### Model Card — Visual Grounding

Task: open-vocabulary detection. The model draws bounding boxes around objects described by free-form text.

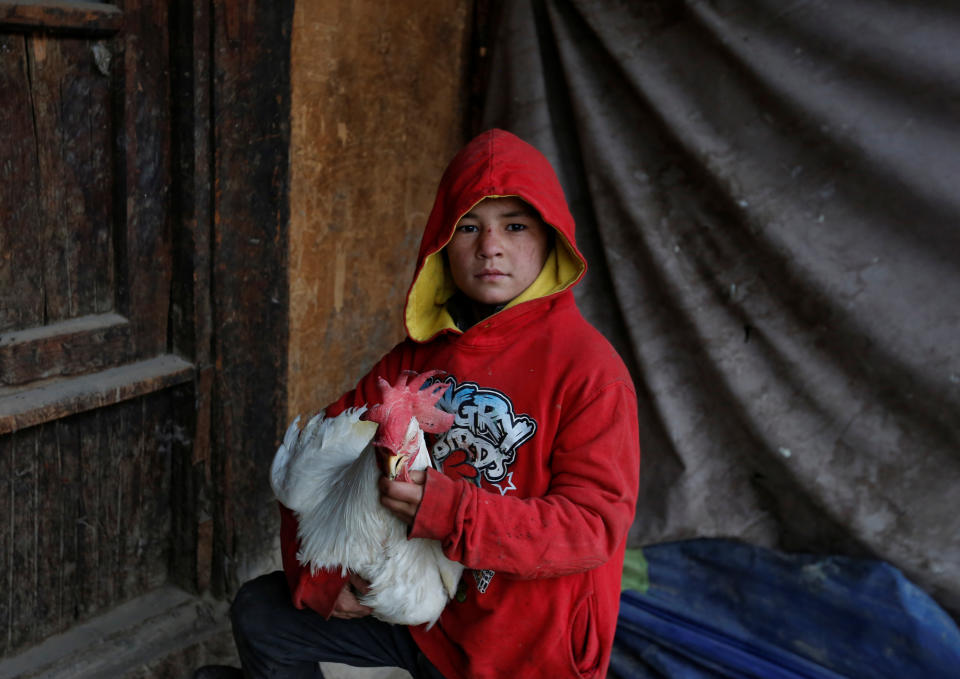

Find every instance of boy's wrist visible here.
[409,468,460,540]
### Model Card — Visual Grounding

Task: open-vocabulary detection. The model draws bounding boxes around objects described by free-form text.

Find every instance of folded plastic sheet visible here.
[611,540,960,678]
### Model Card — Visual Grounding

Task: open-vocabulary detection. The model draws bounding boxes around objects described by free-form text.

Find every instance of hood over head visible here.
[405,129,587,342]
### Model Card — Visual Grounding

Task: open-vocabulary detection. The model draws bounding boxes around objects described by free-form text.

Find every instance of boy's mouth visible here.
[477,269,507,280]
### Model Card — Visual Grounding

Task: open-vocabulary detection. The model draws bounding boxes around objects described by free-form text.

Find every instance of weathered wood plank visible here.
[0,429,10,652]
[0,313,131,386]
[0,34,43,333]
[75,408,100,620]
[1,0,208,666]
[114,399,138,602]
[33,35,113,324]
[134,397,172,593]
[167,0,214,595]
[34,421,61,646]
[0,1,122,35]
[1,431,20,650]
[169,382,201,592]
[5,427,39,652]
[0,355,193,434]
[169,0,212,369]
[0,33,116,332]
[1,390,178,656]
[118,0,172,359]
[55,416,79,640]
[209,0,292,596]
[0,585,235,679]
[90,394,170,617]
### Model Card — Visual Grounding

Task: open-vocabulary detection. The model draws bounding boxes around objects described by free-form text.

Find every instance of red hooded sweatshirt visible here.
[279,129,640,678]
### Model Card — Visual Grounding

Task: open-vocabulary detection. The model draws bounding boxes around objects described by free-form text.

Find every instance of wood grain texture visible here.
[0,0,231,669]
[167,0,214,595]
[0,355,193,434]
[1,391,176,656]
[0,33,41,333]
[0,313,131,386]
[116,0,173,359]
[0,33,115,333]
[0,2,122,35]
[208,0,292,595]
[0,585,237,679]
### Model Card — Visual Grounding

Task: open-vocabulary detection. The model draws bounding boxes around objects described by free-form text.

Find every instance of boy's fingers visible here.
[378,477,423,524]
[378,477,424,503]
[379,494,417,524]
[331,582,372,619]
[348,571,371,594]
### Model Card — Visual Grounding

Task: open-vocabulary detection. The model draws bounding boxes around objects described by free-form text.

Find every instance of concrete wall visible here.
[288,1,472,418]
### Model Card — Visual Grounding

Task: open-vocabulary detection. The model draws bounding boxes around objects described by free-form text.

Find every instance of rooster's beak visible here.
[385,453,409,480]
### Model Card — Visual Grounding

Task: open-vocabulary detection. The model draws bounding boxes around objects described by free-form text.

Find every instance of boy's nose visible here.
[477,228,503,258]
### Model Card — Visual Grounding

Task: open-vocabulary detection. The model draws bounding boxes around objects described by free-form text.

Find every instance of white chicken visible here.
[270,371,464,628]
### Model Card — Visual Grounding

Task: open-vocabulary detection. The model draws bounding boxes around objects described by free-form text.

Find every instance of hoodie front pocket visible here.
[568,591,600,678]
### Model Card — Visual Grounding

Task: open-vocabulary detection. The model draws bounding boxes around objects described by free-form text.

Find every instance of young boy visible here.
[213,129,640,678]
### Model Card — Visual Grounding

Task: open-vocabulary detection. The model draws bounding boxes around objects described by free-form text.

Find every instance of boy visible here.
[206,129,640,678]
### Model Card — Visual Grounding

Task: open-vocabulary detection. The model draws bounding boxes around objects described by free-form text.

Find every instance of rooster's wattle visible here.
[270,371,463,627]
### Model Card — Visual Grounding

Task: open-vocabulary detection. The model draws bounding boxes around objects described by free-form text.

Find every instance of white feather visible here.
[270,410,464,627]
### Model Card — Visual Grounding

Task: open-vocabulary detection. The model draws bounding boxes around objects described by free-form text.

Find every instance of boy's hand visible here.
[331,572,372,619]
[379,470,426,525]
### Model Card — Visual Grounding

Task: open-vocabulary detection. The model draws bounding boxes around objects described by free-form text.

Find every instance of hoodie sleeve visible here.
[410,380,640,578]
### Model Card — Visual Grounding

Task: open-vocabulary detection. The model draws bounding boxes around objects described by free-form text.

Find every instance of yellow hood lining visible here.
[405,202,584,342]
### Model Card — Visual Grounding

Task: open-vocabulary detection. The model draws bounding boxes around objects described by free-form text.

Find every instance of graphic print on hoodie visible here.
[428,375,538,593]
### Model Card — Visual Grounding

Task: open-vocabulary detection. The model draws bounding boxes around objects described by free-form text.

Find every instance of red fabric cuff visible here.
[279,503,346,618]
[409,468,460,541]
[291,569,347,619]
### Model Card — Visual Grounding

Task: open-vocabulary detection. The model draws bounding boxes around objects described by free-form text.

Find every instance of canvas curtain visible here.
[480,0,960,615]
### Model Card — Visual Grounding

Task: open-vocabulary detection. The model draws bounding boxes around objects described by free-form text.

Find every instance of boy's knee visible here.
[230,571,288,638]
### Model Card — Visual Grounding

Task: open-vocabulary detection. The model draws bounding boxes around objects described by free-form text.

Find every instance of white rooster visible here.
[270,371,464,627]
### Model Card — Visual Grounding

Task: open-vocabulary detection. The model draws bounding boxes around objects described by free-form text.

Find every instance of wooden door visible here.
[0,0,195,656]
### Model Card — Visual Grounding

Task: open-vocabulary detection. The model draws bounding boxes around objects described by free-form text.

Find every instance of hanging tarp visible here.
[611,540,960,678]
[480,0,960,615]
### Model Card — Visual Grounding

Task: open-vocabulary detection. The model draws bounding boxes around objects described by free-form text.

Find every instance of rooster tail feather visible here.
[270,407,375,512]
[270,415,302,505]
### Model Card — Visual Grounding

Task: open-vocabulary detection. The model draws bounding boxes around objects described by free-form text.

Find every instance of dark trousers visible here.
[230,571,447,679]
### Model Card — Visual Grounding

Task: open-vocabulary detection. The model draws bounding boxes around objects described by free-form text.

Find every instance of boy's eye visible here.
[456,224,479,233]
[505,223,527,232]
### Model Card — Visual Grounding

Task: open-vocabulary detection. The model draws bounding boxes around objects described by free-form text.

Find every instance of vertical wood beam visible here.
[209,0,292,597]
[168,0,214,595]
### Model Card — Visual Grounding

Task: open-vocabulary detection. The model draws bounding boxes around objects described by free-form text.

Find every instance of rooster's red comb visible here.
[363,371,455,452]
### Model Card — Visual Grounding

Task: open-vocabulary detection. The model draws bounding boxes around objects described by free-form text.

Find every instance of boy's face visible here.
[446,197,551,308]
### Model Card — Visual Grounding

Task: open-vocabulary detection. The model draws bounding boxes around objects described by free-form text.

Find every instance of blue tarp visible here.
[612,540,960,678]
